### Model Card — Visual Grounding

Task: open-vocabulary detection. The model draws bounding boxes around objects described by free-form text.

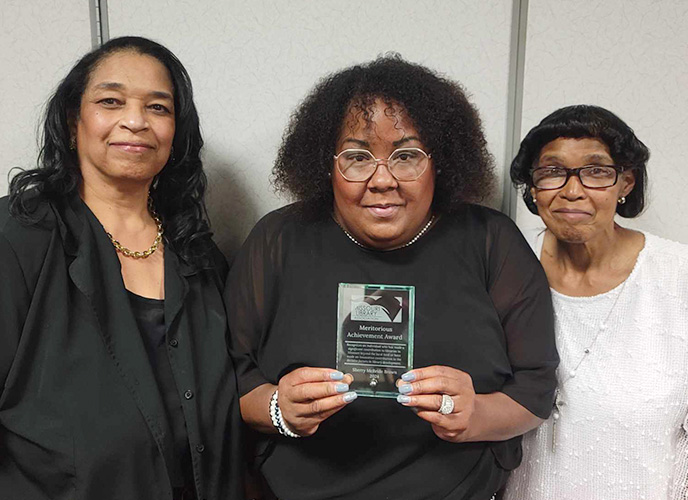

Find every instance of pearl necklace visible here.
[335,215,436,250]
[551,277,629,452]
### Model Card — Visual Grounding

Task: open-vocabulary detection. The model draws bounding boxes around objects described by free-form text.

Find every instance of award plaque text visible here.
[336,283,415,398]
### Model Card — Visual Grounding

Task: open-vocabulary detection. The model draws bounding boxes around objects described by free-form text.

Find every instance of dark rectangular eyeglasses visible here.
[531,164,626,190]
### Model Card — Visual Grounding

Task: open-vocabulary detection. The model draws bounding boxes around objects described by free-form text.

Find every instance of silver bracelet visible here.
[269,389,301,438]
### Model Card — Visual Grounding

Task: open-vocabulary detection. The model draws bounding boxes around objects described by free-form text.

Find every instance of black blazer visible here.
[0,194,243,500]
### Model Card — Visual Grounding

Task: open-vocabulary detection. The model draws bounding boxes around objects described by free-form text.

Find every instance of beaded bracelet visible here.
[269,389,301,438]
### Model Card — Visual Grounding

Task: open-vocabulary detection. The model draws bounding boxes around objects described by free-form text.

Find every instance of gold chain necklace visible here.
[106,212,164,259]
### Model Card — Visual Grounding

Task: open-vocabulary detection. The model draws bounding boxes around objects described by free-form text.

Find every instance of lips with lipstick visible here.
[109,141,154,153]
[365,204,402,218]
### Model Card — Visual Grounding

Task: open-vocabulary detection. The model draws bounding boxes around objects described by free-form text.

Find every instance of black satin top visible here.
[128,291,193,490]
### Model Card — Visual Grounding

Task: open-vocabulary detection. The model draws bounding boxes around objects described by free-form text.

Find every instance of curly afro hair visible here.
[272,55,495,218]
[510,104,649,218]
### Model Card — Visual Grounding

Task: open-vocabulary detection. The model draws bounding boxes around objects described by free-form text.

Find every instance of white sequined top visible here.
[504,230,688,500]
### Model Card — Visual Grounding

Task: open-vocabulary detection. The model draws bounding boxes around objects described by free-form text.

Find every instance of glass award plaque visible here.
[336,283,415,398]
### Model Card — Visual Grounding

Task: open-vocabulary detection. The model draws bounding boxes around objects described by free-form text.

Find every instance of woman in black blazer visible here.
[0,36,242,500]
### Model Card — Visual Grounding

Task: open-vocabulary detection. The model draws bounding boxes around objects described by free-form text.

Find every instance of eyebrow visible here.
[393,136,421,147]
[537,155,563,164]
[538,153,612,165]
[92,82,173,100]
[341,138,370,148]
[583,153,613,163]
[340,136,422,148]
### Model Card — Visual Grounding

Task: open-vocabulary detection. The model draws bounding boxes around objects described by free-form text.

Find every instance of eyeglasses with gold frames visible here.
[334,148,432,182]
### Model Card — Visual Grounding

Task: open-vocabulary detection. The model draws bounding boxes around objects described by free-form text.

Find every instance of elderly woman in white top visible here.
[503,105,688,500]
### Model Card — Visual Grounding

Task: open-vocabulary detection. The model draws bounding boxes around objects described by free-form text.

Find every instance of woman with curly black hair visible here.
[504,105,688,500]
[227,56,558,499]
[0,37,242,499]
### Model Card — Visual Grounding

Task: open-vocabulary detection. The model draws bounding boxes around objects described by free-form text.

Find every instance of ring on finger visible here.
[438,394,454,415]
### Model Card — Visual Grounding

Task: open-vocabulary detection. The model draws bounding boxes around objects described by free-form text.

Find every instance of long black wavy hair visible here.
[9,36,214,268]
[273,55,495,217]
[510,105,649,218]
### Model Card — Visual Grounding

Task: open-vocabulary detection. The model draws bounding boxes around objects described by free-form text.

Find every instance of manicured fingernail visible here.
[335,383,349,393]
[330,371,344,380]
[397,395,411,404]
[401,372,416,382]
[399,384,412,395]
[343,391,358,403]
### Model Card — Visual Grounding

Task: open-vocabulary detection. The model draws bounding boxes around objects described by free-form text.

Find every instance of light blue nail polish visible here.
[343,391,358,403]
[335,383,349,393]
[401,372,416,382]
[330,371,344,380]
[397,395,411,404]
[399,384,412,395]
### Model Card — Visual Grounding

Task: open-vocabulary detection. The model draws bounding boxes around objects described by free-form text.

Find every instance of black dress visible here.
[227,203,558,500]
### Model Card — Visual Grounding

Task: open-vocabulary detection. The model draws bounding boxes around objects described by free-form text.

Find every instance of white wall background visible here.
[0,0,91,192]
[516,0,688,243]
[106,0,513,253]
[2,0,687,253]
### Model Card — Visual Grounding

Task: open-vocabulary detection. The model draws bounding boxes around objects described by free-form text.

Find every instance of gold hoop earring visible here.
[618,196,626,205]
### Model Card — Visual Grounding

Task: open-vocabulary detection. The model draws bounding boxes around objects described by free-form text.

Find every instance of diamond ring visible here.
[438,394,454,415]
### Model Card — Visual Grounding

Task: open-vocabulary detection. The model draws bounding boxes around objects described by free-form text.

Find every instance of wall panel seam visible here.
[502,0,529,218]
[89,0,110,48]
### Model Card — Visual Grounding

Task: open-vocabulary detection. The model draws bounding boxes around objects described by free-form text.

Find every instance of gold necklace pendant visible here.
[106,212,164,259]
